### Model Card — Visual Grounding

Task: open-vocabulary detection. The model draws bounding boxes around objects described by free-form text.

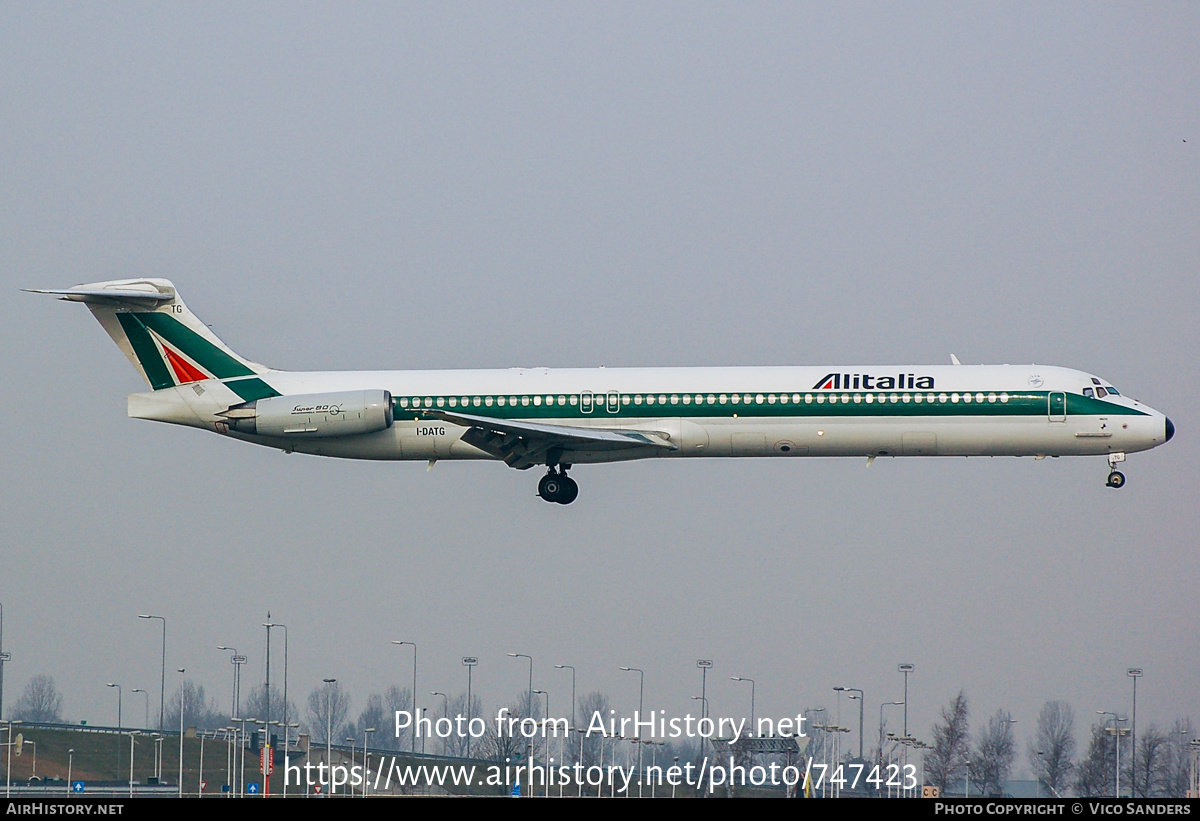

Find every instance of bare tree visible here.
[11,675,62,723]
[973,709,1016,796]
[164,679,225,731]
[383,685,413,751]
[926,691,970,793]
[482,689,544,762]
[1027,700,1076,797]
[1076,723,1116,797]
[438,692,483,758]
[307,681,351,743]
[241,684,296,729]
[1165,719,1195,798]
[578,691,613,770]
[1132,726,1172,798]
[346,693,389,749]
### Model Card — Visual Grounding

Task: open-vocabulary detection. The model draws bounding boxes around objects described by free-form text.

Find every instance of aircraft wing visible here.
[415,408,677,469]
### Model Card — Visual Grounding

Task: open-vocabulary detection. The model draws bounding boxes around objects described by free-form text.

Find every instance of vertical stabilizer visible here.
[26,279,271,390]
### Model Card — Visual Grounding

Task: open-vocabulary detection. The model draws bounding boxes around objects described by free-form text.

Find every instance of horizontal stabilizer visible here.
[24,287,174,305]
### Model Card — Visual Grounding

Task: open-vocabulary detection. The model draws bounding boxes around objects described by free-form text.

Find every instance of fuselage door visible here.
[607,391,620,414]
[581,391,594,414]
[1048,392,1066,422]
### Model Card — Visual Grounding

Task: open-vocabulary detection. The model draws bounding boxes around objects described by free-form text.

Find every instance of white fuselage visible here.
[136,363,1171,465]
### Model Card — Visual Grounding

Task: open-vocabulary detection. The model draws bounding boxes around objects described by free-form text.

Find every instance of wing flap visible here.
[415,408,676,469]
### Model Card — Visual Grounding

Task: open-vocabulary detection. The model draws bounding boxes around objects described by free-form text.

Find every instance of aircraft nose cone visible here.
[1165,416,1175,442]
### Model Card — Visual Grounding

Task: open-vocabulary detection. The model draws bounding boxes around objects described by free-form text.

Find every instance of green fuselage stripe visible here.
[395,391,1145,421]
[225,377,281,402]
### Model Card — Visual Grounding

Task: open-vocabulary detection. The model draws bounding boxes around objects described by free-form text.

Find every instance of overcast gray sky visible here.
[1,2,1196,771]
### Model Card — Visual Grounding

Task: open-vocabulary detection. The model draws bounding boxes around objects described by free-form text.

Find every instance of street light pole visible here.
[323,678,337,793]
[1128,668,1142,794]
[131,688,150,730]
[509,654,534,775]
[107,683,122,776]
[879,701,903,769]
[264,619,290,782]
[731,676,755,735]
[620,666,644,796]
[138,615,167,731]
[177,668,186,797]
[835,687,864,759]
[128,731,138,797]
[462,657,477,759]
[392,641,418,754]
[554,665,576,732]
[534,690,549,797]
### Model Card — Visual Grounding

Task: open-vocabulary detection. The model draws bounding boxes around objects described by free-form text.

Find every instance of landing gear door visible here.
[1048,392,1066,422]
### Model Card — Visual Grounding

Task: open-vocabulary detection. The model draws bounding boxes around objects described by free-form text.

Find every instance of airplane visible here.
[28,278,1174,504]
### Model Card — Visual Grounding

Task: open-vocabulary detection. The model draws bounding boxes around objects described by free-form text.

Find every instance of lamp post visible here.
[130,688,150,731]
[509,653,534,770]
[554,665,576,732]
[897,664,914,736]
[363,727,376,798]
[264,619,289,790]
[691,695,709,778]
[696,660,712,763]
[138,615,166,732]
[534,690,549,797]
[392,641,418,754]
[431,692,449,755]
[177,668,186,797]
[731,676,755,735]
[106,683,123,775]
[462,657,477,759]
[152,734,163,784]
[620,666,644,796]
[879,701,903,770]
[2,721,20,798]
[217,647,245,721]
[128,731,138,797]
[1098,711,1126,798]
[834,687,864,759]
[898,663,915,790]
[323,679,336,792]
[1128,668,1142,793]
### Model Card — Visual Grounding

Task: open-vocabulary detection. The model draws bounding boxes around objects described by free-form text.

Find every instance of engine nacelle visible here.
[226,390,394,438]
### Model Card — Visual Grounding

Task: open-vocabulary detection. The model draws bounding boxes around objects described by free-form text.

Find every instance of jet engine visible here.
[222,390,393,438]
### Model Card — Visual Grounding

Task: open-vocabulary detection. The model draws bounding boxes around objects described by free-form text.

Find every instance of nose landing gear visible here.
[537,466,579,504]
[1106,452,1126,489]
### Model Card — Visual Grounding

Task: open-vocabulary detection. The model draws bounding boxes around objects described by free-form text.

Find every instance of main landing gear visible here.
[1106,452,1126,489]
[538,466,579,505]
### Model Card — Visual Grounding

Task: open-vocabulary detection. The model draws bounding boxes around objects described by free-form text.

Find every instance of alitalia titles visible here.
[812,372,935,391]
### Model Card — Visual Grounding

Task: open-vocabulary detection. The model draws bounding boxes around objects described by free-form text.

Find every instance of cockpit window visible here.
[1095,387,1108,398]
[1106,386,1120,395]
[1091,377,1102,385]
[1083,388,1095,398]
